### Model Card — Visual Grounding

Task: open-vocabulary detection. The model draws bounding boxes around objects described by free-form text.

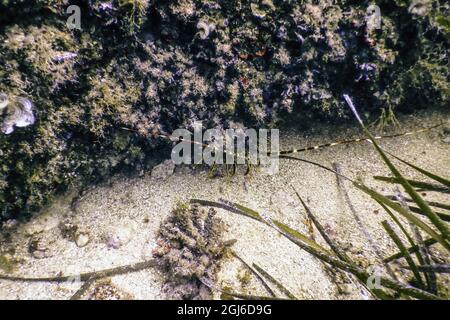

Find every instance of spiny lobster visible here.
[130,121,447,165]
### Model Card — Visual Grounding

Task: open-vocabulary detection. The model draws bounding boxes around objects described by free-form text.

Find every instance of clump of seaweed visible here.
[153,202,228,300]
[2,24,79,91]
[0,253,17,273]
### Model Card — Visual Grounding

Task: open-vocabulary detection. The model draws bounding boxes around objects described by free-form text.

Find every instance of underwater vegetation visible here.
[192,100,450,300]
[153,202,228,299]
[0,100,448,299]
[0,0,449,220]
[0,202,230,300]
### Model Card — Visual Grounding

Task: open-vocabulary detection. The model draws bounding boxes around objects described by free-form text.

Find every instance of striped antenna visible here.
[273,122,445,157]
[121,119,447,161]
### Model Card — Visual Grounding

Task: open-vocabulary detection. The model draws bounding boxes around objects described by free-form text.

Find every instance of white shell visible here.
[1,97,35,134]
[197,21,215,40]
[0,93,8,110]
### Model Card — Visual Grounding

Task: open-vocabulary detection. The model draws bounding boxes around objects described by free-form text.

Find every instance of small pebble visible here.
[29,236,52,259]
[75,232,90,247]
[338,284,353,295]
[151,160,175,180]
[105,224,134,249]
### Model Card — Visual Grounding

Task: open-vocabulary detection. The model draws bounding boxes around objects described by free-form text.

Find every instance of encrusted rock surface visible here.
[0,1,448,220]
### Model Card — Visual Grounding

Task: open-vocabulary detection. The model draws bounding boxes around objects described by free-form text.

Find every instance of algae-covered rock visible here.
[0,1,448,220]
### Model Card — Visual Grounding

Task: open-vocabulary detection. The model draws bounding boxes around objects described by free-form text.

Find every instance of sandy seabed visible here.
[0,111,449,300]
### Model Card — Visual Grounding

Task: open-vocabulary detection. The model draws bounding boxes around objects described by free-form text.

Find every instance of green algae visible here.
[0,254,17,273]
